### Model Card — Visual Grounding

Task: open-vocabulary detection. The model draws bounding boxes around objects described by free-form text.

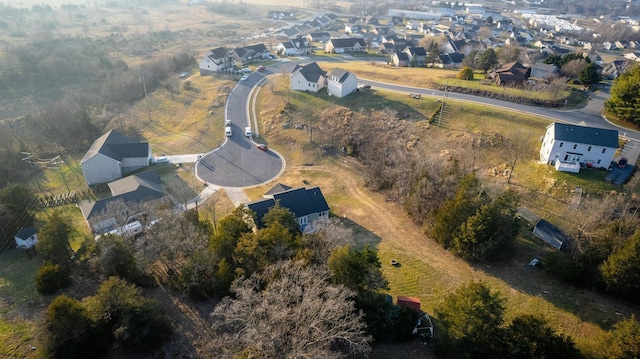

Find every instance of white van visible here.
[225,126,232,136]
[245,127,252,137]
[225,119,231,125]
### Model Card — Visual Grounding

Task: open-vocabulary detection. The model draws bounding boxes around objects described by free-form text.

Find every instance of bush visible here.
[457,66,474,81]
[35,262,71,294]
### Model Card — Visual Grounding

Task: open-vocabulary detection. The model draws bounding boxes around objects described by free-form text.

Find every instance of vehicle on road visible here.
[225,126,232,136]
[256,144,268,151]
[245,127,252,137]
[178,72,189,79]
[257,65,265,72]
[241,68,251,73]
[358,84,371,91]
[225,119,231,125]
[240,75,248,81]
[154,157,169,163]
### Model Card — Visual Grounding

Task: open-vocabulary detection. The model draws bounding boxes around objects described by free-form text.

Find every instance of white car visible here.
[241,67,251,73]
[240,75,248,81]
[245,127,252,137]
[154,157,169,163]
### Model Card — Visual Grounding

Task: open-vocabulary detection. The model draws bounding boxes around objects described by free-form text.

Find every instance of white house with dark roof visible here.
[275,37,312,56]
[79,170,169,234]
[324,38,367,53]
[327,69,358,98]
[247,186,330,233]
[81,130,152,186]
[14,227,38,249]
[540,123,618,173]
[290,62,326,92]
[199,46,230,76]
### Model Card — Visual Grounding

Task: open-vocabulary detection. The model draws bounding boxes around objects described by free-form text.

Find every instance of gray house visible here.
[81,130,152,186]
[247,186,330,233]
[14,227,38,249]
[79,170,169,234]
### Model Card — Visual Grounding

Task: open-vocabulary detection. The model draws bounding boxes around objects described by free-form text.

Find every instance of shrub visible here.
[35,262,71,294]
[457,66,474,81]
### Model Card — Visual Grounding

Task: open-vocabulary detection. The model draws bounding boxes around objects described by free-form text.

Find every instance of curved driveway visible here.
[196,70,284,187]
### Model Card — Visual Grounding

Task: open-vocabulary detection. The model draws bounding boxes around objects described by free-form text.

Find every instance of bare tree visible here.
[561,58,588,78]
[211,261,371,358]
[303,217,355,264]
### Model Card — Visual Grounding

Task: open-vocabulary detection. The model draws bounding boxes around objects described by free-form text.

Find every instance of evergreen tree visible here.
[37,212,73,265]
[602,315,640,359]
[477,48,498,73]
[605,63,640,125]
[600,231,640,299]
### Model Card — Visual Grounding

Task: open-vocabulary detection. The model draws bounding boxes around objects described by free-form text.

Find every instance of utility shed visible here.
[397,296,421,313]
[533,219,571,250]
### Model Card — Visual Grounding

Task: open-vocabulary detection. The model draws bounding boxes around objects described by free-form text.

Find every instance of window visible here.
[588,146,592,151]
[559,142,563,147]
[573,144,577,149]
[602,148,606,153]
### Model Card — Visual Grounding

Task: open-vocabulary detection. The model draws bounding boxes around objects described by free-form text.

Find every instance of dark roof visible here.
[440,53,465,64]
[81,130,149,164]
[328,37,366,48]
[264,183,292,197]
[15,227,36,239]
[280,41,295,49]
[292,62,327,82]
[247,187,330,228]
[405,46,427,56]
[552,123,618,148]
[395,52,410,61]
[495,61,529,83]
[80,170,167,220]
[533,219,570,250]
[209,46,228,59]
[325,13,338,21]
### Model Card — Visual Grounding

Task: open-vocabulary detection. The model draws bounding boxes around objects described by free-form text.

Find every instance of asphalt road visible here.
[195,70,284,187]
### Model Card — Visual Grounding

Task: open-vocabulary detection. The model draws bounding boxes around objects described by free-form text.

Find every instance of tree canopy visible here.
[605,63,640,125]
[37,212,73,265]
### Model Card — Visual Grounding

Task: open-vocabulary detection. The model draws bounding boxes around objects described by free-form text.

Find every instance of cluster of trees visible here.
[543,195,640,301]
[38,203,418,357]
[435,282,582,358]
[605,63,640,125]
[0,185,38,248]
[543,52,601,86]
[429,174,520,261]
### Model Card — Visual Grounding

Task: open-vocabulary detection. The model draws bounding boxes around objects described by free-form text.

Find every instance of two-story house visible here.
[290,62,327,92]
[539,123,618,173]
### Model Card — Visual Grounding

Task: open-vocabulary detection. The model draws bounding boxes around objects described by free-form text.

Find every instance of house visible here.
[228,44,271,67]
[403,46,427,66]
[324,37,367,53]
[276,37,312,56]
[439,53,465,68]
[491,61,530,86]
[533,219,571,250]
[327,69,358,98]
[247,186,330,233]
[539,122,618,173]
[306,32,331,43]
[199,46,231,76]
[79,170,169,234]
[81,130,152,186]
[290,62,326,92]
[602,59,633,79]
[529,62,559,81]
[267,10,294,20]
[14,227,37,249]
[277,28,301,40]
[345,24,361,34]
[392,51,411,67]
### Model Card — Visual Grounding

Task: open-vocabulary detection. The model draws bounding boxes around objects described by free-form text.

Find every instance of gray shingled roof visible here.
[292,62,327,82]
[553,123,619,148]
[81,130,149,164]
[209,46,228,59]
[328,37,366,48]
[80,170,167,220]
[330,68,350,83]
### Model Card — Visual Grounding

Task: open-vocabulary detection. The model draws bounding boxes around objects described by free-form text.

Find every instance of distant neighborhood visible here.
[198,6,640,82]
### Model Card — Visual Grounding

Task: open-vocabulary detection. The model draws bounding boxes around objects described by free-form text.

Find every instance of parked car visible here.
[154,157,169,163]
[178,72,189,79]
[257,65,266,72]
[256,144,268,151]
[240,75,248,81]
[245,127,252,137]
[241,67,252,73]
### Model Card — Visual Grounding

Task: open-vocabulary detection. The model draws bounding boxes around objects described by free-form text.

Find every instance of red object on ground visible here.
[397,296,421,313]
